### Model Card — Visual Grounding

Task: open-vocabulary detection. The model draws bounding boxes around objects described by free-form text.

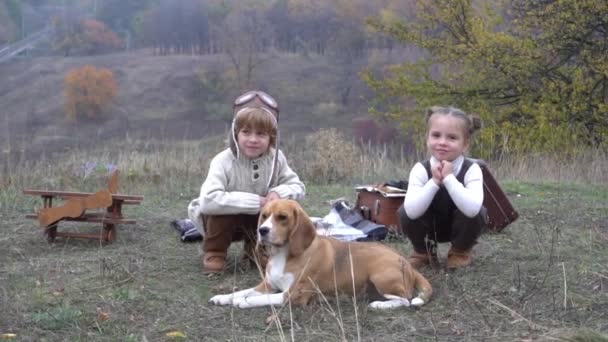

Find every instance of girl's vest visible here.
[422,159,473,216]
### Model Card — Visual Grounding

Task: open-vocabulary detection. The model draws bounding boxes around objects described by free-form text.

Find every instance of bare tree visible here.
[216,7,276,90]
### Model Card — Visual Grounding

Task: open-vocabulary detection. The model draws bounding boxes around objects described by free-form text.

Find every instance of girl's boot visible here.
[446,245,472,269]
[407,248,438,269]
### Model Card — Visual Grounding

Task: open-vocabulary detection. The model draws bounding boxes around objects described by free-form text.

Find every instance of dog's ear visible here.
[288,202,316,257]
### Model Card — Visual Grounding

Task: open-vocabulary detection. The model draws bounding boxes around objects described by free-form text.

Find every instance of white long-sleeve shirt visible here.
[403,155,484,219]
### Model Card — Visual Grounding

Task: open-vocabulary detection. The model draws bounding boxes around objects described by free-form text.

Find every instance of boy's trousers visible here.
[202,214,259,256]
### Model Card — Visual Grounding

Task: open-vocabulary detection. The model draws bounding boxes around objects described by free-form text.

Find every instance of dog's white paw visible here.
[209,294,234,306]
[369,298,410,310]
[411,297,425,307]
[233,297,253,309]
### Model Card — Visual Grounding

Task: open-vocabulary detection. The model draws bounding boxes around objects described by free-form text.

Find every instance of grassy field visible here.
[1,139,607,341]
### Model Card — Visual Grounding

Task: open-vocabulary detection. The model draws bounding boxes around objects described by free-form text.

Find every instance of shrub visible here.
[302,128,359,184]
[64,65,118,121]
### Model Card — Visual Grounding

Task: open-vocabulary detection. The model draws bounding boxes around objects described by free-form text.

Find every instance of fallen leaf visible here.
[165,331,186,339]
[97,311,110,321]
[265,314,278,325]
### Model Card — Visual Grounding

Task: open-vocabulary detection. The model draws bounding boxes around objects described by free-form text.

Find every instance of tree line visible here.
[1,0,412,57]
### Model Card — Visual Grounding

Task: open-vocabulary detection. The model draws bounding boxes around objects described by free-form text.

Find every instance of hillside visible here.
[0,49,382,161]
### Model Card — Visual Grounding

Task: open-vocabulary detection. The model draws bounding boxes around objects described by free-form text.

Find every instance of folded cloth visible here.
[316,200,388,241]
[331,201,388,241]
[316,225,367,241]
[170,219,203,242]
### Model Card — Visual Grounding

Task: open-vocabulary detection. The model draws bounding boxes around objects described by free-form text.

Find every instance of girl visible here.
[398,106,487,269]
[188,90,305,274]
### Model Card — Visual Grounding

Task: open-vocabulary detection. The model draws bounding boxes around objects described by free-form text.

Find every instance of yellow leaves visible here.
[63,65,118,121]
[165,331,186,340]
[377,9,399,25]
[53,17,122,55]
[364,0,608,157]
[1,334,17,340]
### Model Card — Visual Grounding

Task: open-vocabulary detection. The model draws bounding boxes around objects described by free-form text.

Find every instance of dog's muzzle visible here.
[258,223,283,247]
[258,226,270,237]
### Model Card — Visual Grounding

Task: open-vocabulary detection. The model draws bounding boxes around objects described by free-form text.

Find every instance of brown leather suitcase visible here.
[355,186,406,233]
[469,159,519,232]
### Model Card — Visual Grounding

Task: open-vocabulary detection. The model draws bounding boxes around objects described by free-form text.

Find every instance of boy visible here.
[188,91,305,274]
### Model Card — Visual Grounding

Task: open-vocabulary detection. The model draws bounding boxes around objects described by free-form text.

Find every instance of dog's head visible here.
[258,199,316,257]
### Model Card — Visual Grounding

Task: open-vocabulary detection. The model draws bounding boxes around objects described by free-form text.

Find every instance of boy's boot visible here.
[201,216,234,274]
[202,250,226,274]
[446,245,473,269]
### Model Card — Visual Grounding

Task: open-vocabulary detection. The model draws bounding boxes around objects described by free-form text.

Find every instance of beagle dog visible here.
[209,199,432,309]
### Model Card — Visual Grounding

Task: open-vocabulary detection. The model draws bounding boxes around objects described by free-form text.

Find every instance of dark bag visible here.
[468,159,519,232]
[170,219,203,242]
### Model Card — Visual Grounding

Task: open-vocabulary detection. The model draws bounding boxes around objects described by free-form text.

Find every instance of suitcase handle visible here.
[360,206,371,220]
[373,200,380,218]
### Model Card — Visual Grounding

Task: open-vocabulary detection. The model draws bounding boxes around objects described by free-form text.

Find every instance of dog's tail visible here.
[410,269,432,307]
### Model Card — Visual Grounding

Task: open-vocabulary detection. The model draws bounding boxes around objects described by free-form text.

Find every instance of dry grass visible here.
[0,136,607,341]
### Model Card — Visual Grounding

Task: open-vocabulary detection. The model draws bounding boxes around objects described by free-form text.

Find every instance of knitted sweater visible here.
[196,148,305,215]
[403,155,484,219]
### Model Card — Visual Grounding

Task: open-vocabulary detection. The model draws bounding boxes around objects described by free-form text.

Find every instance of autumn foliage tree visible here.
[80,19,122,53]
[363,0,608,157]
[64,65,118,121]
[54,17,122,56]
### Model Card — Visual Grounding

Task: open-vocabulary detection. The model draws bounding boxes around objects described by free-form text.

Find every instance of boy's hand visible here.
[440,160,453,178]
[259,196,267,208]
[266,192,281,203]
[431,163,443,185]
[260,192,281,208]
